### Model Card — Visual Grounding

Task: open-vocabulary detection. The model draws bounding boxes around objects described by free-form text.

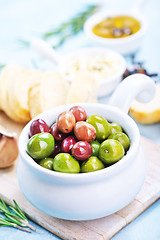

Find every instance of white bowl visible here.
[59,47,126,97]
[84,10,147,55]
[17,74,155,221]
[31,39,126,97]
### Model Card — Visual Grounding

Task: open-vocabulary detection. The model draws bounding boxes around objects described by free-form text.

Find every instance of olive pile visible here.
[27,106,130,173]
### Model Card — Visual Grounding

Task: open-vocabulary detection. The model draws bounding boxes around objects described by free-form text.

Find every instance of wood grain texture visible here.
[0,112,160,240]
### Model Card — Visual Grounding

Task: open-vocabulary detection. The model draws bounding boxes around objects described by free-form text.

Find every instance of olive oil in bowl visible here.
[92,15,141,39]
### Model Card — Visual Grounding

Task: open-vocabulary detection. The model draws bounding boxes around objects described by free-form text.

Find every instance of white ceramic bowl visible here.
[60,47,126,97]
[31,39,126,97]
[17,74,155,221]
[84,10,147,55]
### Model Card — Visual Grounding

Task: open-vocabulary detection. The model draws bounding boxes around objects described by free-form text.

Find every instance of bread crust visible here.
[129,84,160,124]
[0,66,98,122]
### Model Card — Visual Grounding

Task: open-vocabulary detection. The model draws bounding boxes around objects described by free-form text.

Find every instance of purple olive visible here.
[61,136,77,153]
[71,141,92,161]
[29,119,49,138]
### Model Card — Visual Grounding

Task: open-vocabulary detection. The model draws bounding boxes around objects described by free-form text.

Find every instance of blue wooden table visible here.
[0,0,160,239]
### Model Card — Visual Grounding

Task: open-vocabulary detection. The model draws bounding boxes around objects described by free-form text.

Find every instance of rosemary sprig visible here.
[0,216,32,233]
[19,4,100,49]
[0,217,32,233]
[0,198,37,232]
[43,4,99,48]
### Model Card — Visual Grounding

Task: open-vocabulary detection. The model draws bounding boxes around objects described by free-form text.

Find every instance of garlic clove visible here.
[0,128,19,168]
[0,125,17,138]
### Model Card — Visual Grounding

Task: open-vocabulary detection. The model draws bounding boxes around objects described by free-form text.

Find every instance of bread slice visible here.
[9,68,42,122]
[29,72,69,118]
[129,84,160,124]
[0,65,42,122]
[65,72,98,104]
[0,65,11,112]
[0,65,28,122]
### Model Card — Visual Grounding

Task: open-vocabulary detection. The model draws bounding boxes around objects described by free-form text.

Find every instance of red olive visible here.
[74,121,96,142]
[61,136,77,153]
[69,106,87,122]
[50,123,66,141]
[57,111,76,134]
[71,141,92,161]
[29,119,49,137]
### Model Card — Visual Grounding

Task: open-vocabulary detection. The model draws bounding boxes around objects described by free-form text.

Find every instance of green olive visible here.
[27,133,55,160]
[99,139,125,165]
[53,153,80,173]
[90,140,100,157]
[39,158,53,170]
[81,156,105,173]
[108,132,130,151]
[86,115,111,142]
[110,122,123,134]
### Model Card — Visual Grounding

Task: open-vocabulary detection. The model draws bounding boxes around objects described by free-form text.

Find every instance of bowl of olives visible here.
[17,74,156,220]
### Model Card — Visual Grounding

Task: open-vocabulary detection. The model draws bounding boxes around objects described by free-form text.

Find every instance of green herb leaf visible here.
[0,199,11,214]
[43,4,100,48]
[0,216,32,233]
[5,213,25,227]
[13,199,28,220]
[0,217,15,227]
[0,199,37,232]
[18,4,100,49]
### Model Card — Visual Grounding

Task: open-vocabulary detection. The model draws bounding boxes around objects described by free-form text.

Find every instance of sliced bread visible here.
[65,72,98,104]
[29,72,69,118]
[0,65,42,122]
[0,65,28,122]
[129,84,160,124]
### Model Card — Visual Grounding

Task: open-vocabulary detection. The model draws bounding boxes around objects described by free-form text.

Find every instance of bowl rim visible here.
[18,103,140,183]
[59,47,126,84]
[84,9,147,45]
